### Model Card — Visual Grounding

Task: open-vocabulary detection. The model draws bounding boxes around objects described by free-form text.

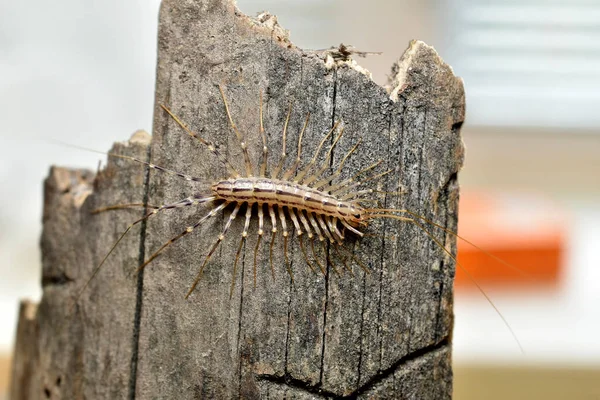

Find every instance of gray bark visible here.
[11,0,464,398]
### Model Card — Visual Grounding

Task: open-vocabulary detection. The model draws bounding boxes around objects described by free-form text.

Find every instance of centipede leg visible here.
[268,205,277,280]
[271,102,292,179]
[186,203,241,298]
[278,206,293,283]
[258,91,268,177]
[298,234,317,274]
[254,204,265,288]
[298,209,326,275]
[136,201,227,276]
[290,208,317,274]
[337,243,370,275]
[322,241,341,276]
[230,235,245,300]
[230,203,253,299]
[309,237,326,275]
[219,84,253,177]
[334,244,354,277]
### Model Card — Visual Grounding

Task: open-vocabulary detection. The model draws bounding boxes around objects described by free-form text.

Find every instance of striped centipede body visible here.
[81,84,433,298]
[76,83,522,351]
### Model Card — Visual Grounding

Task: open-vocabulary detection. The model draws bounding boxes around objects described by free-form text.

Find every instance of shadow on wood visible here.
[11,0,464,398]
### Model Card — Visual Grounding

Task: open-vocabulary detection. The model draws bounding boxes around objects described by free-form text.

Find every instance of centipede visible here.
[73,83,523,352]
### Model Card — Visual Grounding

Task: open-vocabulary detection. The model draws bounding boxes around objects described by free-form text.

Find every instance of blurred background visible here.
[1,0,599,398]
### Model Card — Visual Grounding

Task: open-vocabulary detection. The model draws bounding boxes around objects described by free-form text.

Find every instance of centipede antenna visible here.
[259,91,268,177]
[313,138,362,189]
[91,203,161,214]
[282,112,310,180]
[366,208,533,279]
[294,121,340,183]
[218,85,254,177]
[186,203,241,299]
[137,201,227,276]
[369,213,525,354]
[272,102,293,179]
[160,104,241,178]
[302,126,345,186]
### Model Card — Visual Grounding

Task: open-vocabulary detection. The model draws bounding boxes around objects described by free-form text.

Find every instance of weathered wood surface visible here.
[11,0,464,398]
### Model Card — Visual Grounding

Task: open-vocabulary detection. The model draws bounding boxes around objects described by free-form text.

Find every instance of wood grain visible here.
[11,1,464,398]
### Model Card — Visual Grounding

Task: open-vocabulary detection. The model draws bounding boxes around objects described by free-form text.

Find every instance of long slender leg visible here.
[333,243,354,276]
[365,207,529,278]
[340,219,364,237]
[315,215,342,276]
[282,112,310,180]
[230,203,253,299]
[289,207,303,237]
[294,121,340,183]
[336,242,370,275]
[310,237,326,275]
[298,235,317,274]
[289,208,317,275]
[296,209,325,275]
[258,91,268,177]
[271,102,292,179]
[277,206,294,282]
[268,205,278,279]
[321,160,382,193]
[308,213,340,276]
[307,212,325,243]
[315,214,336,243]
[301,126,345,186]
[328,216,345,243]
[332,170,393,197]
[312,139,362,189]
[367,213,524,352]
[186,203,242,298]
[91,203,160,214]
[340,189,374,201]
[218,84,253,177]
[321,240,341,276]
[253,203,265,288]
[137,201,228,274]
[160,104,240,178]
[342,244,368,274]
[73,196,216,303]
[230,236,244,300]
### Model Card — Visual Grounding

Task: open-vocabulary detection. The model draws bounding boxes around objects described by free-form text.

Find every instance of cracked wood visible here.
[10,0,464,398]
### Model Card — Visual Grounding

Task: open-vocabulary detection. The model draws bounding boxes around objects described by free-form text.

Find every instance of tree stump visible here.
[11,0,465,398]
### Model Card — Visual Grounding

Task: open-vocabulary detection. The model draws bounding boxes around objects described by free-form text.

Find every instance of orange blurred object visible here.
[455,190,566,290]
